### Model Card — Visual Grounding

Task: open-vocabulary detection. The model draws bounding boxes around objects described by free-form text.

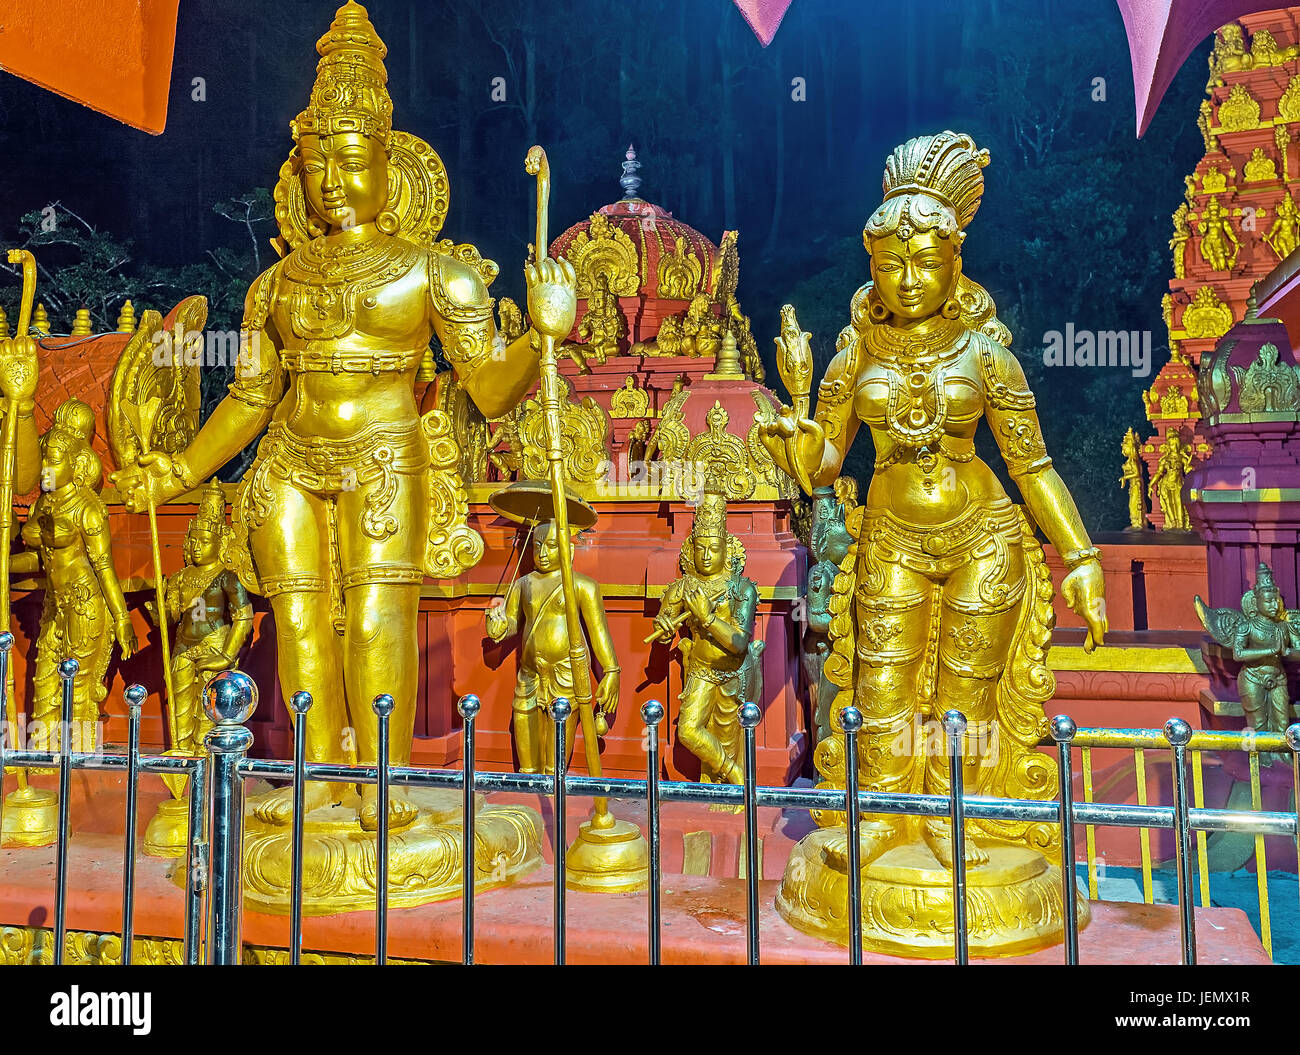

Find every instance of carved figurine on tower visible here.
[761,131,1107,956]
[111,1,561,906]
[649,485,760,786]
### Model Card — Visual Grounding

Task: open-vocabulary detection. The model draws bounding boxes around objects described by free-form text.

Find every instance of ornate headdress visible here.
[192,479,227,533]
[690,485,729,540]
[291,1,392,148]
[864,131,990,250]
[1255,562,1277,591]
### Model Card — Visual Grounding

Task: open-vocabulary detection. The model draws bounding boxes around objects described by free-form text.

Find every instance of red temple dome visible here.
[549,146,737,348]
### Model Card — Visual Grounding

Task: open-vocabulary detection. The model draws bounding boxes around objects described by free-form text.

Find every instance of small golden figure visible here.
[1197,563,1300,742]
[1265,191,1300,260]
[576,273,623,365]
[485,518,620,773]
[1118,427,1147,530]
[1170,203,1191,279]
[12,400,137,753]
[609,374,650,419]
[680,293,723,358]
[649,487,759,785]
[802,483,854,743]
[1149,432,1194,530]
[164,481,253,765]
[1198,196,1240,272]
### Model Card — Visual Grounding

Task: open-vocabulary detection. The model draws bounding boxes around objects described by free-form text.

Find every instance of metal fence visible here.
[2,648,1298,966]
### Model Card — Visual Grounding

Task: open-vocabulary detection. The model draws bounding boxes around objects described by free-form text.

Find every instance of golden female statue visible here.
[1149,432,1194,531]
[112,1,575,836]
[762,131,1107,956]
[1118,427,1147,530]
[486,518,620,774]
[13,400,136,753]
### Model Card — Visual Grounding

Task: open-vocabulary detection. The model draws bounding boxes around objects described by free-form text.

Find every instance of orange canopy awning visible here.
[0,0,181,134]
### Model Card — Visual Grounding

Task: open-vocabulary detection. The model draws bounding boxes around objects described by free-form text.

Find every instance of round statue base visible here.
[215,787,544,916]
[775,826,1089,959]
[565,816,648,892]
[1,786,58,847]
[144,798,192,858]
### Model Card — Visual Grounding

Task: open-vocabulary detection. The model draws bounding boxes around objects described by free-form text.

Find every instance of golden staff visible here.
[1,250,35,790]
[524,145,612,827]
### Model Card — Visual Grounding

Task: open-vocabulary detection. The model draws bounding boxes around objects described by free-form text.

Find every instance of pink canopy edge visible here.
[732,0,795,47]
[1119,0,1282,136]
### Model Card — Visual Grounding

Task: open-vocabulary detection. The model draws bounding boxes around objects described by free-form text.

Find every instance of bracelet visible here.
[703,611,718,631]
[172,454,199,491]
[603,665,621,674]
[15,398,35,416]
[1061,546,1102,571]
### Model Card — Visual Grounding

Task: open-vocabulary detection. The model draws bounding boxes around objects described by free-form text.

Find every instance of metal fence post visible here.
[1051,714,1080,965]
[289,690,312,966]
[1164,717,1197,966]
[942,709,969,966]
[841,706,863,965]
[457,694,480,966]
[121,684,145,965]
[203,670,257,965]
[641,700,664,965]
[551,697,571,966]
[373,693,394,966]
[53,658,77,966]
[739,701,762,965]
[0,632,11,840]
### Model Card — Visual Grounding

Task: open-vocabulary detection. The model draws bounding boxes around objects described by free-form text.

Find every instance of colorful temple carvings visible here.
[1146,12,1300,528]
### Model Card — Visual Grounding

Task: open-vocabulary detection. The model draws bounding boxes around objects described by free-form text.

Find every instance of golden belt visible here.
[279,347,424,374]
[861,499,1021,562]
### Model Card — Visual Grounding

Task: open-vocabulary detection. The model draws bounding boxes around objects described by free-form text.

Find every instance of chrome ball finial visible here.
[202,669,258,726]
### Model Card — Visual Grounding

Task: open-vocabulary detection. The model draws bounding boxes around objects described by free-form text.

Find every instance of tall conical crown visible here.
[193,479,227,532]
[291,1,392,146]
[1256,562,1277,591]
[690,485,729,539]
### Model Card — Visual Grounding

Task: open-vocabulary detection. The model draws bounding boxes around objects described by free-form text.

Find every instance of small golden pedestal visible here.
[229,787,544,916]
[144,798,192,858]
[776,827,1089,959]
[1,786,58,847]
[565,816,648,892]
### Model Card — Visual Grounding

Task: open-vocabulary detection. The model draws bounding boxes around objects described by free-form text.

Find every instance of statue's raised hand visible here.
[110,451,186,512]
[1061,560,1108,654]
[0,335,39,404]
[758,407,824,486]
[526,255,577,342]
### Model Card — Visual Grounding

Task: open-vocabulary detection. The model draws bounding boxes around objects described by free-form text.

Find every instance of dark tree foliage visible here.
[0,0,1208,524]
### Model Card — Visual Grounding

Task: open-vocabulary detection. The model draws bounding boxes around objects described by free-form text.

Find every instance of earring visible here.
[375,209,400,235]
[866,287,890,323]
[940,297,961,321]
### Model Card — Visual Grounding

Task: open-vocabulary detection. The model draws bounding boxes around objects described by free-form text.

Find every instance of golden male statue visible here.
[113,2,577,832]
[486,520,620,774]
[650,487,760,786]
[762,131,1107,955]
